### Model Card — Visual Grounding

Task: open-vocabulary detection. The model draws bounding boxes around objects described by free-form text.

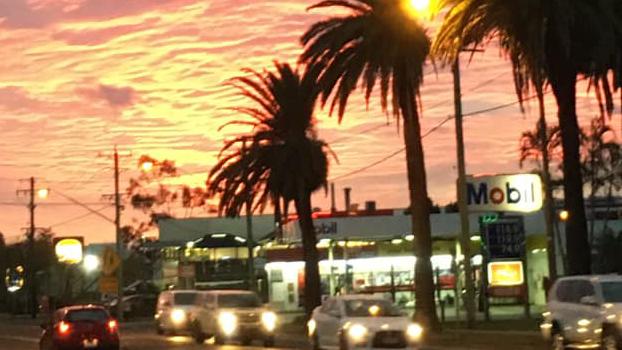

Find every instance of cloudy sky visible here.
[0,0,615,243]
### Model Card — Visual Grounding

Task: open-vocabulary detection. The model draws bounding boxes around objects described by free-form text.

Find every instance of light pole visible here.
[452,58,477,328]
[16,177,48,319]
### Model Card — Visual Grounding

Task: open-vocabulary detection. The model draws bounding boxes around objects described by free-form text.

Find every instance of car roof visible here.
[556,275,622,283]
[331,294,388,301]
[208,289,256,295]
[59,304,107,313]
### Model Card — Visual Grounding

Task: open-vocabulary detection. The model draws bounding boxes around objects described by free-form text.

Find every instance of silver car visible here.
[191,290,277,347]
[541,275,622,350]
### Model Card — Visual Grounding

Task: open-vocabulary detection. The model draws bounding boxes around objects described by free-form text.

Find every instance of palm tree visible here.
[207,62,333,316]
[434,0,621,275]
[300,0,438,328]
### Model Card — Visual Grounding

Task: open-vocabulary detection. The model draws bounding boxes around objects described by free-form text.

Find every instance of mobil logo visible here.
[466,174,543,213]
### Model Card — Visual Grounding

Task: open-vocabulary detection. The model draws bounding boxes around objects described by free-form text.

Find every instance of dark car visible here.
[39,305,120,350]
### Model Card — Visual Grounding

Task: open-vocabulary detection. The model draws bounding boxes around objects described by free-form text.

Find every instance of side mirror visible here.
[580,296,599,307]
[40,323,49,330]
[162,301,171,308]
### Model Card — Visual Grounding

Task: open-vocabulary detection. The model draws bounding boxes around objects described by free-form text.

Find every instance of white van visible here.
[191,290,277,347]
[154,290,203,335]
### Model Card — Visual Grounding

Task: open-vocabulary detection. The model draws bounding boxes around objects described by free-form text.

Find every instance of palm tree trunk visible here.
[537,86,558,281]
[547,52,591,275]
[294,189,321,318]
[401,89,439,330]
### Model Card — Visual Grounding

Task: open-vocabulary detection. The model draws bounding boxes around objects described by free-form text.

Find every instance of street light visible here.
[559,210,569,222]
[140,160,154,172]
[83,254,100,273]
[37,188,49,199]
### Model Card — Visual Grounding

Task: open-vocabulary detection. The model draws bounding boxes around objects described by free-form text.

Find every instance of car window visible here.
[174,292,198,305]
[555,281,572,302]
[66,309,109,322]
[217,293,261,308]
[601,282,622,303]
[344,299,403,317]
[574,281,596,302]
[320,299,335,314]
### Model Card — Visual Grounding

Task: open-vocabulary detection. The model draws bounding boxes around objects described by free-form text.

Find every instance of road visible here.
[0,321,302,350]
[0,318,546,350]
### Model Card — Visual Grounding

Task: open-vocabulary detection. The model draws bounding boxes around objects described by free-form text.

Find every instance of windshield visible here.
[174,292,198,305]
[218,293,261,308]
[66,309,109,322]
[344,299,403,317]
[602,282,622,303]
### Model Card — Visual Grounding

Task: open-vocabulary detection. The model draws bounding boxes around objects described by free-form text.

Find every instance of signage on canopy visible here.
[466,174,543,213]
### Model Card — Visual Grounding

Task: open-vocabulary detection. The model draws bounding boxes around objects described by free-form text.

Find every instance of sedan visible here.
[40,305,120,350]
[308,295,423,350]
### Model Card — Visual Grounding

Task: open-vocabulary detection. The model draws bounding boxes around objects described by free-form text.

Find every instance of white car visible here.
[541,275,622,350]
[154,290,203,335]
[308,295,423,350]
[191,290,277,347]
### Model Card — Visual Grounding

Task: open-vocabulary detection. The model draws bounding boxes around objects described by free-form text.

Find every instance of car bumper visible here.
[220,324,274,340]
[53,339,119,350]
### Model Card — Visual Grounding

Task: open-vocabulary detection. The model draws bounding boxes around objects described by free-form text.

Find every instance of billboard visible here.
[466,174,543,213]
[54,237,84,264]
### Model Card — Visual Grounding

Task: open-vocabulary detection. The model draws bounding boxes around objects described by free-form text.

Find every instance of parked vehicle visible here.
[191,290,277,347]
[154,290,202,335]
[39,305,119,350]
[308,295,423,350]
[541,275,622,350]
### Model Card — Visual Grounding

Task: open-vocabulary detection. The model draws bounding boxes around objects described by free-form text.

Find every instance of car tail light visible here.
[58,321,70,335]
[108,320,118,333]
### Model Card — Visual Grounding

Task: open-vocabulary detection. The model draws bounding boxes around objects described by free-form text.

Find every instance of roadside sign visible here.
[101,247,121,276]
[467,174,543,213]
[53,237,84,264]
[481,216,525,260]
[99,275,118,294]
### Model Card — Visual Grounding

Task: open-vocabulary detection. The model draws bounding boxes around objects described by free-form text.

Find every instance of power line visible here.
[328,91,547,182]
[47,204,113,228]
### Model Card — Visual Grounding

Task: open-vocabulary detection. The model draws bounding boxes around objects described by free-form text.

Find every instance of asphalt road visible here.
[0,322,300,350]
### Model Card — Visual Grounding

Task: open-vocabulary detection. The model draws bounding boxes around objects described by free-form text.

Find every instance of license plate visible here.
[82,338,99,348]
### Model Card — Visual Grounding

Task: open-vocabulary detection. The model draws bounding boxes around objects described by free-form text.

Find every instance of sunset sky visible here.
[0,0,616,244]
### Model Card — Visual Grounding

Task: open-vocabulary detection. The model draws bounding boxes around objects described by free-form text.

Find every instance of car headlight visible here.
[308,319,317,336]
[407,323,424,341]
[348,324,368,342]
[261,311,277,332]
[218,312,238,336]
[170,309,186,325]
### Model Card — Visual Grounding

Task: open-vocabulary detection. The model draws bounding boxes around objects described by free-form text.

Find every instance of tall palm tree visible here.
[207,62,333,316]
[300,0,438,328]
[434,0,621,275]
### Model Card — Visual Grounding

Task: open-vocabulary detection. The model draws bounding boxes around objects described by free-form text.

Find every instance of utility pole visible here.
[16,177,40,319]
[113,147,124,321]
[453,57,476,328]
[28,177,36,319]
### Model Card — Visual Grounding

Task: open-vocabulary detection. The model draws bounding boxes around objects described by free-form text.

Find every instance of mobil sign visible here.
[466,174,543,213]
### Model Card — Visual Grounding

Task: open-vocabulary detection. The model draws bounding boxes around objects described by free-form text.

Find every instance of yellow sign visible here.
[99,275,118,294]
[54,238,83,264]
[101,247,121,276]
[488,261,524,287]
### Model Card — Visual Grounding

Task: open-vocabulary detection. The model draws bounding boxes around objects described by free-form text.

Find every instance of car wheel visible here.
[339,332,349,350]
[193,322,206,344]
[214,334,225,345]
[311,333,321,350]
[241,337,252,346]
[601,332,619,350]
[263,336,275,348]
[551,329,566,350]
[155,322,164,335]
